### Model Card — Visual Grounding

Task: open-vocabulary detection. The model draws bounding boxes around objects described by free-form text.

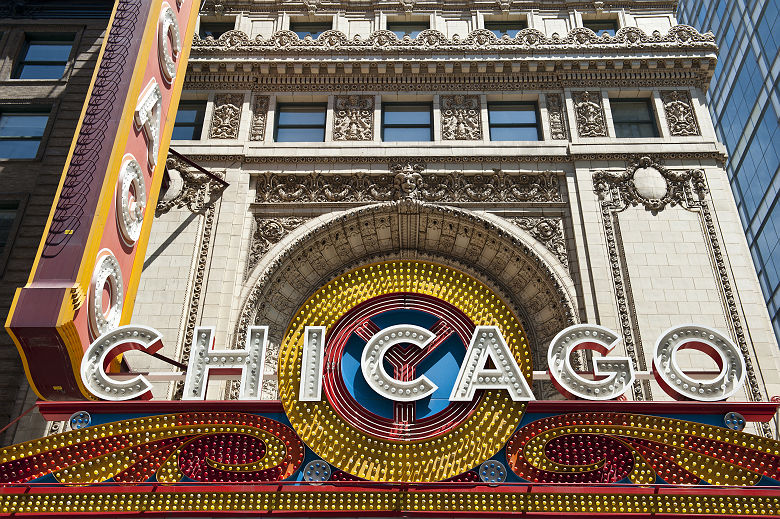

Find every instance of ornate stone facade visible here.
[573,91,607,137]
[333,95,374,141]
[129,0,780,439]
[209,93,243,139]
[246,216,308,275]
[157,155,226,216]
[661,90,700,136]
[440,95,482,140]
[254,170,561,204]
[510,217,568,265]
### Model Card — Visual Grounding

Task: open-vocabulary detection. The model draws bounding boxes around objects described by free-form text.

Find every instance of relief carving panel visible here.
[441,95,482,140]
[573,91,607,137]
[333,95,374,141]
[209,93,243,139]
[661,90,700,136]
[254,169,561,203]
[546,93,568,140]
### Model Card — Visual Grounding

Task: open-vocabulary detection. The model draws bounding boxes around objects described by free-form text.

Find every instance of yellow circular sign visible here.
[278,260,532,482]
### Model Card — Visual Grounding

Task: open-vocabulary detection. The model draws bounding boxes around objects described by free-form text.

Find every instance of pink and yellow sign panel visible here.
[5,0,200,401]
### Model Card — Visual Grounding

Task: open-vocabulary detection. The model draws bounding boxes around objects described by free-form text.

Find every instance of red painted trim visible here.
[36,399,780,421]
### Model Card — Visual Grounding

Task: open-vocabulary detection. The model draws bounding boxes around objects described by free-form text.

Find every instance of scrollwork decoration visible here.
[573,91,607,137]
[247,216,308,275]
[254,170,561,204]
[191,25,716,54]
[441,95,482,140]
[510,217,567,265]
[333,95,374,141]
[209,93,243,139]
[661,90,700,136]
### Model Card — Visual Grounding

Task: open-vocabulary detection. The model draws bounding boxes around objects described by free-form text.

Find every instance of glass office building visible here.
[678,0,780,341]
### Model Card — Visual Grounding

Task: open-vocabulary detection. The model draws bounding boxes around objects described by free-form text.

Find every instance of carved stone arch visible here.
[236,200,578,373]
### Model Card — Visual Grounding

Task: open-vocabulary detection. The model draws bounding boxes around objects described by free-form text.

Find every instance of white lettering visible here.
[183,326,267,400]
[115,155,146,245]
[652,324,746,401]
[81,325,161,401]
[299,326,326,401]
[547,324,635,400]
[449,326,534,402]
[134,79,163,169]
[361,324,438,402]
[157,3,181,83]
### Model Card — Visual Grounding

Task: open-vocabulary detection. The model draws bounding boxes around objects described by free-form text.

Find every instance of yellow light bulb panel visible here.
[278,260,533,482]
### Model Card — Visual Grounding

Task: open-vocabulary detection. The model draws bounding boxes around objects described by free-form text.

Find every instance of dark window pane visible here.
[383,127,432,141]
[17,64,68,79]
[487,102,540,141]
[13,35,73,79]
[24,42,72,62]
[583,19,619,35]
[275,104,327,142]
[198,22,235,39]
[484,21,527,37]
[290,22,331,39]
[0,114,48,137]
[613,122,658,138]
[0,203,19,250]
[610,99,658,138]
[490,126,540,141]
[382,103,433,142]
[387,22,429,38]
[277,106,327,126]
[171,125,198,140]
[174,108,201,124]
[276,127,326,142]
[611,100,653,122]
[488,104,537,125]
[171,101,206,140]
[0,140,41,159]
[383,105,431,125]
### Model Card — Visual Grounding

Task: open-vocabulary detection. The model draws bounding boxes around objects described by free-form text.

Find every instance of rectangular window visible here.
[0,201,19,253]
[13,34,74,79]
[488,102,540,141]
[198,21,235,39]
[484,20,528,38]
[582,19,619,36]
[274,103,327,142]
[289,22,332,39]
[171,100,206,140]
[610,98,659,138]
[387,21,429,38]
[0,110,49,159]
[382,102,433,142]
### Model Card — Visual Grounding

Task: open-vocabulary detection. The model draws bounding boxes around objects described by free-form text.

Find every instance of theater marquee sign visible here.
[3,262,780,516]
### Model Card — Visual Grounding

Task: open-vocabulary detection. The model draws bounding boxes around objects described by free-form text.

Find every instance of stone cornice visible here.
[191,26,715,57]
[187,26,716,89]
[184,66,713,92]
[200,0,678,15]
